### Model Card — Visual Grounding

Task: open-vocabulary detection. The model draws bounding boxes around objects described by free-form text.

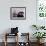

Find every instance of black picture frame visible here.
[10,7,26,20]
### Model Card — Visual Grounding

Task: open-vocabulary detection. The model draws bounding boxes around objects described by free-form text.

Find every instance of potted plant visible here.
[33,32,46,43]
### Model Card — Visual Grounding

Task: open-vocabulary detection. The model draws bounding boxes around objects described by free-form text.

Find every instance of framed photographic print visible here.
[10,7,26,20]
[37,0,46,19]
[36,0,46,26]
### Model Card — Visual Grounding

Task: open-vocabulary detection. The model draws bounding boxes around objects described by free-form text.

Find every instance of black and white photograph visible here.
[10,7,26,20]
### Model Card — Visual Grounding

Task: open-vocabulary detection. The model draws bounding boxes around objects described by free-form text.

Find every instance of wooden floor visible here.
[0,42,46,46]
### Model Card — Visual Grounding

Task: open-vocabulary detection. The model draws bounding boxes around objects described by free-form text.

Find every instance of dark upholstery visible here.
[11,27,18,34]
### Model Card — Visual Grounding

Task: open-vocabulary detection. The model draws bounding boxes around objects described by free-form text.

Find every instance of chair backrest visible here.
[11,27,18,34]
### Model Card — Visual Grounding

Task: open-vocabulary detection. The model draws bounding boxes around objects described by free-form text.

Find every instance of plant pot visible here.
[40,39,45,43]
[37,39,45,44]
[37,39,40,43]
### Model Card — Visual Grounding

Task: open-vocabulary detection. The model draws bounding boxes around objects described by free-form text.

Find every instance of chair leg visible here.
[4,33,7,46]
[5,41,7,46]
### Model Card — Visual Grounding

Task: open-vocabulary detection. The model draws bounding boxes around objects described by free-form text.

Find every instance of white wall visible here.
[0,0,37,42]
